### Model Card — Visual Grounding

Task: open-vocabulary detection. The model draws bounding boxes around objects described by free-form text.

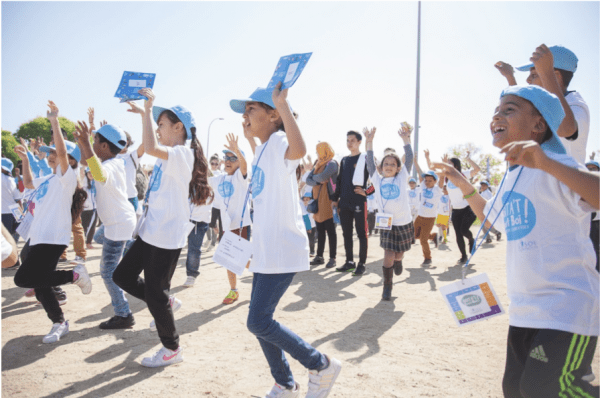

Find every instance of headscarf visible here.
[315,142,335,171]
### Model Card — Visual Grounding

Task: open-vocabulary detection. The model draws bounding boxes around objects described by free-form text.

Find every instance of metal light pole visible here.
[206,117,224,156]
[413,1,422,178]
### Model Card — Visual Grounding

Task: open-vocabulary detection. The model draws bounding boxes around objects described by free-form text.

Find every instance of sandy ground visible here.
[2,226,599,398]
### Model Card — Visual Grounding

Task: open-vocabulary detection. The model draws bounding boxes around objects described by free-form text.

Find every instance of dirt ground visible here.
[2,226,599,397]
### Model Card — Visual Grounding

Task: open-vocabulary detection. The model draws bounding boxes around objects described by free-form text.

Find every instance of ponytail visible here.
[71,183,87,224]
[189,128,214,206]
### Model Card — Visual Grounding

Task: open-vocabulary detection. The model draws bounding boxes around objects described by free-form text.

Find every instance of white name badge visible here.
[375,212,393,230]
[439,273,505,327]
[16,212,34,242]
[128,79,147,88]
[8,204,23,222]
[213,230,252,276]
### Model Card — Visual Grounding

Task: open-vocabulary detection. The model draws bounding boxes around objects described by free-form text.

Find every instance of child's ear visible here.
[269,108,281,123]
[533,116,548,139]
[553,70,565,89]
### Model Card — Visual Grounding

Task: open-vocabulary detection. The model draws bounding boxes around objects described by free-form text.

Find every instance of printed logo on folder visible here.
[114,71,156,103]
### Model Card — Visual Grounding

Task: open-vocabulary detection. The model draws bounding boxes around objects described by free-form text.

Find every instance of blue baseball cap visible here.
[500,85,566,155]
[480,180,490,186]
[516,45,578,73]
[222,149,245,158]
[408,177,417,183]
[422,170,438,181]
[302,191,313,199]
[152,105,196,140]
[93,124,128,150]
[586,160,600,170]
[39,140,81,163]
[230,87,293,114]
[1,158,14,173]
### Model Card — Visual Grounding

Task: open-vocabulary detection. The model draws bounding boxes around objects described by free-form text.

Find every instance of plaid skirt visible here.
[380,221,414,253]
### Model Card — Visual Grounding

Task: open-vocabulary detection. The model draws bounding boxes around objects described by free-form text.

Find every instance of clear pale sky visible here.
[2,1,598,167]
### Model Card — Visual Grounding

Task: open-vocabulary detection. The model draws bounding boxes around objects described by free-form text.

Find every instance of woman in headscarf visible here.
[306,142,339,269]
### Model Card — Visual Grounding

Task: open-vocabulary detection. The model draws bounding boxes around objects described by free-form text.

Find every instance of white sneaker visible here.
[149,296,181,331]
[42,320,69,344]
[73,264,92,294]
[70,256,85,265]
[305,356,342,398]
[264,382,300,398]
[140,346,183,368]
[183,276,196,287]
[582,368,595,382]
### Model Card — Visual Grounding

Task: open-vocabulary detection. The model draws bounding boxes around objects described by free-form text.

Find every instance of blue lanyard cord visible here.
[462,166,524,275]
[239,141,269,230]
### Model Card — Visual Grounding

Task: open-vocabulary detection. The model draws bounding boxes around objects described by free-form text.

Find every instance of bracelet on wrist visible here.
[463,189,477,200]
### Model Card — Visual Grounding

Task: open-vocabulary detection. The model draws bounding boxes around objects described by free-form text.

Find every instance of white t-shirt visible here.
[250,132,309,274]
[1,234,12,262]
[370,167,412,226]
[117,148,140,199]
[209,168,251,231]
[483,153,599,336]
[2,174,21,214]
[480,188,493,201]
[408,186,420,210]
[563,91,590,165]
[416,185,443,218]
[29,165,77,246]
[190,201,212,224]
[140,145,194,250]
[95,157,136,241]
[82,181,96,211]
[438,194,450,216]
[366,191,378,212]
[447,169,473,210]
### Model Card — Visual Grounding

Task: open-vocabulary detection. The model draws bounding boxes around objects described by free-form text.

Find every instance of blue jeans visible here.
[247,272,326,388]
[186,221,208,278]
[94,224,105,245]
[100,237,131,317]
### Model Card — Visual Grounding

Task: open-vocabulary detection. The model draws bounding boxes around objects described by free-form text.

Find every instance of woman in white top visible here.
[80,168,97,249]
[113,88,213,368]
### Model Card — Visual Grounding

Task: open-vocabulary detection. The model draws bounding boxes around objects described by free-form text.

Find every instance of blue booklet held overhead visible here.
[266,53,312,90]
[114,71,156,102]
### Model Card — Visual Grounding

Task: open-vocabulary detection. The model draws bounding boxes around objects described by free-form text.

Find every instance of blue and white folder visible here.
[114,71,156,102]
[267,53,312,90]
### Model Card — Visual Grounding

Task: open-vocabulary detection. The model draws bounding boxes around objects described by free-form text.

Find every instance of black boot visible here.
[382,266,393,301]
[393,260,403,276]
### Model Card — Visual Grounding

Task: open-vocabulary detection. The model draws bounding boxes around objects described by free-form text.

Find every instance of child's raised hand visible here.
[138,88,155,111]
[530,44,554,76]
[127,101,145,115]
[494,61,514,78]
[271,82,288,108]
[100,120,108,127]
[500,140,548,170]
[75,121,92,142]
[424,149,430,159]
[398,126,411,141]
[47,101,59,120]
[441,153,450,164]
[224,133,240,155]
[14,145,28,160]
[88,107,95,126]
[363,127,376,142]
[430,160,459,180]
[19,137,29,150]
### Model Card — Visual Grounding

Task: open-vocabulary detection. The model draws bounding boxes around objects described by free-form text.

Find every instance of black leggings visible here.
[316,218,337,260]
[113,238,182,350]
[14,244,73,324]
[451,206,477,258]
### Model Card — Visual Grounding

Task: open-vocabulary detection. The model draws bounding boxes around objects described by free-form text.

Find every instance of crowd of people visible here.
[1,43,599,398]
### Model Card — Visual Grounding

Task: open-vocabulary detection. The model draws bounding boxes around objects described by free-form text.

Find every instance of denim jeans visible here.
[100,237,131,317]
[94,224,105,245]
[247,272,327,388]
[186,221,208,278]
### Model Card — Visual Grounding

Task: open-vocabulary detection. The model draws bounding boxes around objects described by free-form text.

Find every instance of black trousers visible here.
[590,219,599,272]
[14,244,72,324]
[503,326,599,398]
[113,238,182,350]
[451,206,477,257]
[339,207,368,264]
[367,210,377,235]
[81,209,97,245]
[315,218,337,260]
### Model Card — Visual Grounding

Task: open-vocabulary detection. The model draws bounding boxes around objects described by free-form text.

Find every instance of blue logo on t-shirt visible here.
[251,167,265,198]
[422,188,434,199]
[441,195,449,204]
[380,184,400,200]
[409,190,416,198]
[501,191,536,241]
[150,165,162,192]
[447,181,457,189]
[36,180,50,201]
[218,180,234,198]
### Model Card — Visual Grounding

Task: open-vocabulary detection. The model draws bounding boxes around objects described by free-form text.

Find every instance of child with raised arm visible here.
[113,88,213,367]
[74,121,137,330]
[432,85,599,397]
[13,101,91,344]
[364,125,414,300]
[230,84,341,397]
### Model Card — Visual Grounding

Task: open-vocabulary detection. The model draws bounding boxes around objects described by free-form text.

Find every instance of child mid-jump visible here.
[74,122,137,330]
[113,88,213,367]
[432,85,599,397]
[13,100,92,344]
[230,84,341,397]
[364,125,414,301]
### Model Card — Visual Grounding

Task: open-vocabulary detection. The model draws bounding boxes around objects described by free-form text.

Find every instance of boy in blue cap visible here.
[432,85,599,397]
[495,44,590,164]
[74,122,137,329]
